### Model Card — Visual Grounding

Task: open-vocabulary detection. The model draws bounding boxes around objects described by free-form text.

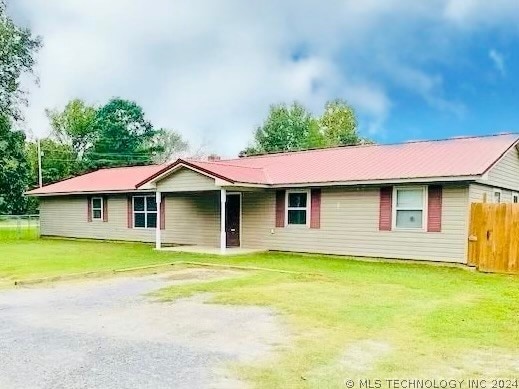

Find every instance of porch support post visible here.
[155,191,162,250]
[220,188,226,253]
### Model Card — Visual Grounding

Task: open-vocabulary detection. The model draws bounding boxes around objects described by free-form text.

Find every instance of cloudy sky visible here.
[9,0,519,156]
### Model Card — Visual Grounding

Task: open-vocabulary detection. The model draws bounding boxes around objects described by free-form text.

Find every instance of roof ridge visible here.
[95,164,165,171]
[220,132,519,161]
[191,160,266,170]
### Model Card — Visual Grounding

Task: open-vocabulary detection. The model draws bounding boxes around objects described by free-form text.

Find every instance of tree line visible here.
[0,3,370,215]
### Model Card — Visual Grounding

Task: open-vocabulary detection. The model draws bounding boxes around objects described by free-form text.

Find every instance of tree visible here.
[46,99,97,158]
[0,1,42,120]
[26,139,77,188]
[241,100,370,156]
[86,98,165,168]
[246,102,319,154]
[0,115,28,214]
[320,99,362,146]
[152,129,189,163]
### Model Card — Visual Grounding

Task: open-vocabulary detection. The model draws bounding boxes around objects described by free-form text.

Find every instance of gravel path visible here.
[0,269,286,388]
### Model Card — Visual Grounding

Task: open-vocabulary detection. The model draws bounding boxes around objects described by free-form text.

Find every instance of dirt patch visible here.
[162,268,245,282]
[340,340,392,372]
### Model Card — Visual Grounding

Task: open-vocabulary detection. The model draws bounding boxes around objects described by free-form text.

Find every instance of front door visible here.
[226,194,241,247]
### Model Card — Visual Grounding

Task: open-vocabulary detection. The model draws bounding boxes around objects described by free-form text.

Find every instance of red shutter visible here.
[87,196,92,222]
[127,196,133,228]
[160,195,166,230]
[427,185,442,232]
[310,189,321,229]
[102,196,108,222]
[379,187,392,231]
[275,190,286,227]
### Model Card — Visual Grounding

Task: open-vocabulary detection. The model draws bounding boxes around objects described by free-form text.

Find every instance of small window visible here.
[493,191,501,204]
[394,187,425,229]
[513,193,518,204]
[133,196,157,228]
[286,191,309,226]
[91,197,103,220]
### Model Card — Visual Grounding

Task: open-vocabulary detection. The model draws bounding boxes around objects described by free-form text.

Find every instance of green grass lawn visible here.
[2,234,519,388]
[156,259,519,387]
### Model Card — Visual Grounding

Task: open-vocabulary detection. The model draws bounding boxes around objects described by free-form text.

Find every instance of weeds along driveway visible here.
[0,269,287,389]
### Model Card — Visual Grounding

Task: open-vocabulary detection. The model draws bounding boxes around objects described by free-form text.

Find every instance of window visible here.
[493,190,501,204]
[91,197,103,220]
[513,193,518,204]
[286,190,309,226]
[133,196,157,228]
[393,187,426,229]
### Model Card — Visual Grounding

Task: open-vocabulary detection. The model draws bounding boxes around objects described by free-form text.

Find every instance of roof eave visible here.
[267,175,482,188]
[26,188,156,197]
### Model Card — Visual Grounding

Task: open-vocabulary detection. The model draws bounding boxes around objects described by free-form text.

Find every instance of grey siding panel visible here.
[242,186,469,263]
[484,147,519,190]
[156,168,217,192]
[40,193,221,246]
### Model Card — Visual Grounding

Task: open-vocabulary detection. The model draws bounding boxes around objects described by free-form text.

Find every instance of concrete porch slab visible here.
[158,246,265,256]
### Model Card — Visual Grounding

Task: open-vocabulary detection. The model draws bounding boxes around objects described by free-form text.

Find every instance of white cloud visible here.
[9,0,519,155]
[443,0,519,26]
[489,49,506,77]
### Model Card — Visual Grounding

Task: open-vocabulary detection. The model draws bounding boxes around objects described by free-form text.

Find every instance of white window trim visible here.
[493,189,502,204]
[132,195,158,229]
[285,189,310,227]
[513,192,518,204]
[91,196,103,221]
[392,186,428,232]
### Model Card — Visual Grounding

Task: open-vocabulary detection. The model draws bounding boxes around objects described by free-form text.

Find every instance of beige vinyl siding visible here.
[483,146,519,190]
[162,192,220,246]
[469,183,515,203]
[40,195,155,242]
[40,192,220,246]
[156,168,217,192]
[242,185,469,263]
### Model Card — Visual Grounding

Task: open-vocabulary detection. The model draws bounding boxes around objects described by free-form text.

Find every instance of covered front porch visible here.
[153,187,244,253]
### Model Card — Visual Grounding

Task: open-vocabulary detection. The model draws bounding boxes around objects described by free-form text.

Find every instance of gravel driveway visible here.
[0,269,286,389]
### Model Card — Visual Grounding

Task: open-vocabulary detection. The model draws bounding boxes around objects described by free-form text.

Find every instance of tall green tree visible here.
[245,102,321,154]
[320,99,362,146]
[0,1,42,120]
[0,115,28,214]
[242,99,370,155]
[26,139,77,188]
[86,98,165,168]
[0,2,41,214]
[152,129,189,163]
[45,99,97,157]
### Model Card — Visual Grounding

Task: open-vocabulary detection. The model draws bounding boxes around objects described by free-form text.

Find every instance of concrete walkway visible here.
[159,245,265,255]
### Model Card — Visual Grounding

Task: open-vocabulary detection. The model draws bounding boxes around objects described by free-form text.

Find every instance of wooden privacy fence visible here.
[468,203,519,274]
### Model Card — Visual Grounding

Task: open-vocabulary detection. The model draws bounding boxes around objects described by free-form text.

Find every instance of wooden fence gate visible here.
[468,202,519,274]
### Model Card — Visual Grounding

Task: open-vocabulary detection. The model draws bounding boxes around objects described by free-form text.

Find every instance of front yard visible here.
[2,233,519,388]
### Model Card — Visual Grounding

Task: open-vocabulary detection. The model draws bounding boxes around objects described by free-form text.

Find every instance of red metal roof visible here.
[201,133,519,185]
[27,134,519,195]
[27,165,165,195]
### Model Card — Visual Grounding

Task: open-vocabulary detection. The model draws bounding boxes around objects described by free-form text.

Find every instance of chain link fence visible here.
[0,215,40,240]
